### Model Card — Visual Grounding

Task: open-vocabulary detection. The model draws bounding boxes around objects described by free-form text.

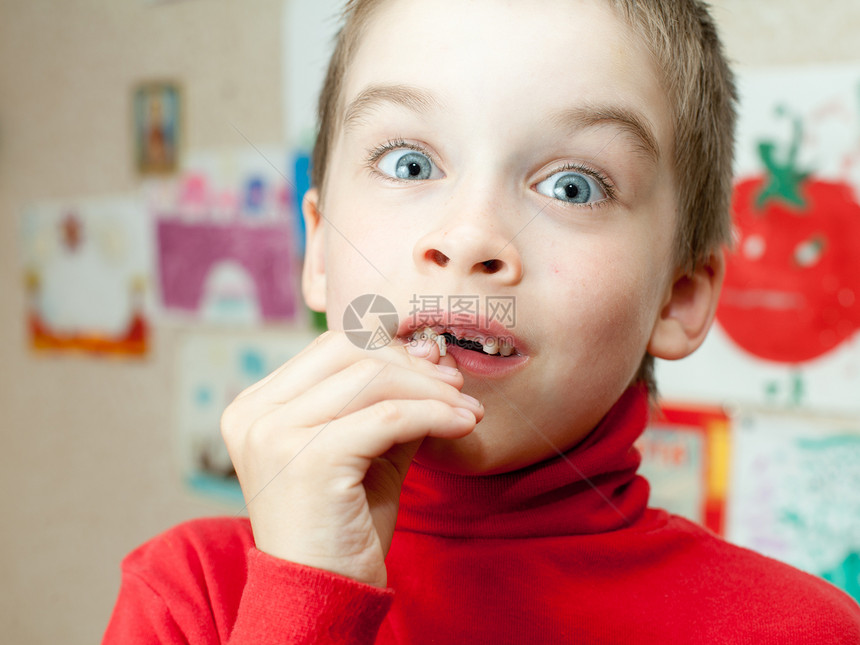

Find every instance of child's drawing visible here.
[156,219,301,324]
[20,197,153,357]
[175,330,317,502]
[727,411,860,603]
[657,64,860,413]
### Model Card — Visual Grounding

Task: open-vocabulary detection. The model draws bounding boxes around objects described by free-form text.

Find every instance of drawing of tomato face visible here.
[716,113,860,364]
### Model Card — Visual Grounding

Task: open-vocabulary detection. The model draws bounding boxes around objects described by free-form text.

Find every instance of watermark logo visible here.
[344,293,517,350]
[407,295,516,329]
[343,294,399,350]
[486,296,516,328]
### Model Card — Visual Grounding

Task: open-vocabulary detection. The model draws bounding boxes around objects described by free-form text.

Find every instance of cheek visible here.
[322,236,374,322]
[321,214,408,326]
[545,245,665,355]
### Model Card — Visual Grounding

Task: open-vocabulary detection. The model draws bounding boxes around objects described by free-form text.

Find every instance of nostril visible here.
[426,249,450,267]
[482,259,503,274]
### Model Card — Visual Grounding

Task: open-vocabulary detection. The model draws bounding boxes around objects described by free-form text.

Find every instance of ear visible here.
[647,250,725,361]
[301,187,327,312]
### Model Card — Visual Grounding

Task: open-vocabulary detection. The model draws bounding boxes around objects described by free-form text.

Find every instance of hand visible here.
[221,331,483,588]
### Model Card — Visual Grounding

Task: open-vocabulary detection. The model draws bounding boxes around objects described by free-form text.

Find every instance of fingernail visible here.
[454,408,475,420]
[435,364,459,375]
[406,340,432,357]
[460,393,481,408]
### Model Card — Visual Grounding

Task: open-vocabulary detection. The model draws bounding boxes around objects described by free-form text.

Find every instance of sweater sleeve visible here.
[228,549,394,644]
[102,568,193,643]
[102,519,394,644]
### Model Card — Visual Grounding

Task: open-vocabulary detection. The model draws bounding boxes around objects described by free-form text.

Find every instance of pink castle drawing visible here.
[157,219,300,321]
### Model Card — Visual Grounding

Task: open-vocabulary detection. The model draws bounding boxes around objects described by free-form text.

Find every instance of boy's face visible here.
[304,0,716,473]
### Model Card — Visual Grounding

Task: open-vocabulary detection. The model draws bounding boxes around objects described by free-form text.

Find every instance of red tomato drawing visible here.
[716,113,860,364]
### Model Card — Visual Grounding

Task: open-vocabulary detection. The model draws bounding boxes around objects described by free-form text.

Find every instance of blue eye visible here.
[377,149,442,180]
[535,170,607,204]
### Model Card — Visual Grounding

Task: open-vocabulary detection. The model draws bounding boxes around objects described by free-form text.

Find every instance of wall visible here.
[0,1,283,643]
[0,1,858,644]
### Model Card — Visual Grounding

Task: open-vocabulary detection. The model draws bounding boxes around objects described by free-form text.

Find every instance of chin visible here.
[414,433,535,476]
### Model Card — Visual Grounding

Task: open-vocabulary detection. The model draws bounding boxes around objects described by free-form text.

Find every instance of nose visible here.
[413,213,524,285]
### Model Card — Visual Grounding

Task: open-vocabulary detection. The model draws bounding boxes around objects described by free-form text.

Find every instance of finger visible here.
[234,330,336,400]
[316,399,477,464]
[403,332,459,371]
[240,331,464,406]
[403,334,441,362]
[231,399,475,497]
[437,351,458,371]
[266,358,483,428]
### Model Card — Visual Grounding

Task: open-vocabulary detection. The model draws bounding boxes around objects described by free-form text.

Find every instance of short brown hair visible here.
[311,0,385,199]
[310,0,737,394]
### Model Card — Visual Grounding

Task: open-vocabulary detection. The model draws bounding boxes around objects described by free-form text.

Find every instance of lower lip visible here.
[446,344,528,377]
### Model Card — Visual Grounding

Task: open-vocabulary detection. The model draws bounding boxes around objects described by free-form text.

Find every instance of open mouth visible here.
[411,327,518,357]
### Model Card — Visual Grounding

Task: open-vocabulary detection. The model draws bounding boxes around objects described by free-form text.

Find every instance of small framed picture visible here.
[133,81,181,175]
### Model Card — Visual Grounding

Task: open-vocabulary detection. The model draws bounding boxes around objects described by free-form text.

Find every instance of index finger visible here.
[235,330,462,405]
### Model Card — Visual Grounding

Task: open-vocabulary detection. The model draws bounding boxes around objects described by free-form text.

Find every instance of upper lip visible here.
[396,311,528,354]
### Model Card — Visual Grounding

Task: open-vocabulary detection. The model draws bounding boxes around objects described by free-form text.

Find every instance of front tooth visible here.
[499,344,514,357]
[482,337,500,354]
[436,334,447,356]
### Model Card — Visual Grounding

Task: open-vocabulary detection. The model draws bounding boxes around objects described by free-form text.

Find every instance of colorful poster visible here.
[638,404,730,535]
[656,63,860,414]
[156,218,301,325]
[148,145,305,326]
[172,146,297,222]
[20,196,153,357]
[726,411,860,603]
[175,329,318,503]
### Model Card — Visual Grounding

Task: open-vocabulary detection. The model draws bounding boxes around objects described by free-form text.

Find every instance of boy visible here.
[104,1,860,643]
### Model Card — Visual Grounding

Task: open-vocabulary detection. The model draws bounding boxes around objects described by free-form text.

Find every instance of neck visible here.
[395,385,651,538]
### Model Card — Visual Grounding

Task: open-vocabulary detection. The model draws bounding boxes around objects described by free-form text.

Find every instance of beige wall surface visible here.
[0,1,284,643]
[0,1,858,644]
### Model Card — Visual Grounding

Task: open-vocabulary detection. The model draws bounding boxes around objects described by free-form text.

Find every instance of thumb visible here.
[404,331,459,371]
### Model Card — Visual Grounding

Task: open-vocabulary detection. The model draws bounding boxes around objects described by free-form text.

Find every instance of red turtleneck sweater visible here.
[104,386,860,644]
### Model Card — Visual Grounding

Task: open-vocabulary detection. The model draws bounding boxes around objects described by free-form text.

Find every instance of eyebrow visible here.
[343,84,443,132]
[549,104,661,163]
[343,84,661,163]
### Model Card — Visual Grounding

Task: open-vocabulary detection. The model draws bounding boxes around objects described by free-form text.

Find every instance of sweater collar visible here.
[395,385,651,538]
